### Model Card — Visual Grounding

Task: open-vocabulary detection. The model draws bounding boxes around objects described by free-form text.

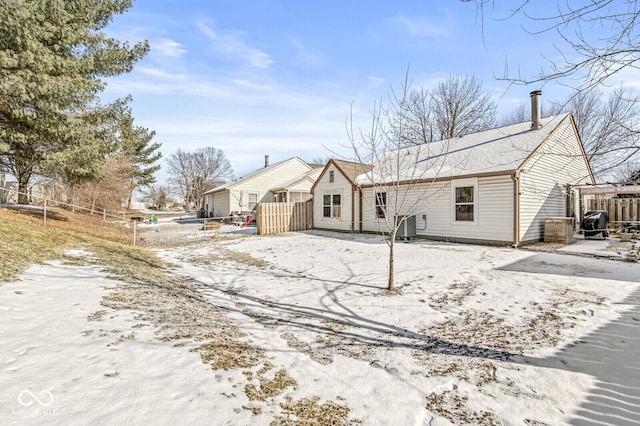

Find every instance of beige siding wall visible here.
[313,164,354,231]
[209,191,230,217]
[360,175,515,243]
[204,159,312,217]
[231,160,311,212]
[519,119,592,242]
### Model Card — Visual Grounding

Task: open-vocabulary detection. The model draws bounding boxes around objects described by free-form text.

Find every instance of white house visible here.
[203,157,319,218]
[312,92,595,246]
[270,167,323,203]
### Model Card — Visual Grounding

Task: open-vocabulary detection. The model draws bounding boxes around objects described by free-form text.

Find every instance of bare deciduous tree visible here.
[347,75,457,291]
[396,74,497,145]
[309,156,331,166]
[464,0,640,90]
[73,154,133,214]
[500,102,552,127]
[143,184,174,211]
[431,74,497,140]
[550,87,640,178]
[166,147,233,212]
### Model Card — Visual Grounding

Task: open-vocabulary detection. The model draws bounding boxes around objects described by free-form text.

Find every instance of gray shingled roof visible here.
[356,114,569,185]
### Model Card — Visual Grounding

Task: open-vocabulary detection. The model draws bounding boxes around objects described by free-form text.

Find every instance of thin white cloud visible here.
[393,14,450,38]
[286,35,325,66]
[230,79,273,91]
[367,75,385,85]
[195,21,273,68]
[153,38,187,58]
[137,66,187,81]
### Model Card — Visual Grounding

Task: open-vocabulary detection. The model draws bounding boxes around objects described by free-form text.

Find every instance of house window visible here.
[454,186,475,222]
[248,193,258,211]
[375,192,387,218]
[323,194,341,218]
[329,170,334,183]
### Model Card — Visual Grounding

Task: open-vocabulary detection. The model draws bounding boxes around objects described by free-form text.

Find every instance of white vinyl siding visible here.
[313,164,354,231]
[518,118,593,243]
[451,178,478,224]
[209,191,230,217]
[360,176,514,243]
[204,157,313,218]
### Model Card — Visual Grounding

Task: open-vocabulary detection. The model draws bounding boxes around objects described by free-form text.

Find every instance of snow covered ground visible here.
[1,230,638,425]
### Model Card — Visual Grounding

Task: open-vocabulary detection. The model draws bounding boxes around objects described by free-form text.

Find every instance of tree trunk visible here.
[387,234,395,291]
[17,173,30,205]
[127,187,133,210]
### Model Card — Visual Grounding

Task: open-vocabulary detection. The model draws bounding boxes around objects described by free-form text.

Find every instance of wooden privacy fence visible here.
[587,198,640,224]
[256,201,312,235]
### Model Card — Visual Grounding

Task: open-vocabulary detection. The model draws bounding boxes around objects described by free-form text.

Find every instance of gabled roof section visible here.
[311,159,372,193]
[271,167,322,192]
[332,159,372,183]
[356,114,574,185]
[204,157,311,195]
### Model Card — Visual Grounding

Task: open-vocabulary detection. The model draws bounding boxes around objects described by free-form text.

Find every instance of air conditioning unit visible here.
[396,215,416,241]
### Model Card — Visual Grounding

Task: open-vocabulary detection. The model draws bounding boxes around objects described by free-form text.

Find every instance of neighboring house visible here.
[0,180,17,204]
[271,167,323,203]
[203,157,317,218]
[312,92,595,246]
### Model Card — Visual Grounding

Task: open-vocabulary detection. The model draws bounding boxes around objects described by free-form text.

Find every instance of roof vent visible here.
[264,154,270,168]
[530,90,542,130]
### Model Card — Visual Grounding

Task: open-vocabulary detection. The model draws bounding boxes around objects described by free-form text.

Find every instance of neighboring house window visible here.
[323,194,341,218]
[248,193,258,211]
[329,170,334,183]
[375,192,387,218]
[454,185,475,222]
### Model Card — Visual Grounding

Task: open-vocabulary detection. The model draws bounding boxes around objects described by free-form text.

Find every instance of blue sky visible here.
[101,0,634,180]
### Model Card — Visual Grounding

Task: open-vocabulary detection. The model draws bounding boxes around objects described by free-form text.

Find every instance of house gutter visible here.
[512,172,521,247]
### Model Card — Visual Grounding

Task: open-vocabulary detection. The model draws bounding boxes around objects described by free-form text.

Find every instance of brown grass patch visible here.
[272,396,359,425]
[0,206,129,282]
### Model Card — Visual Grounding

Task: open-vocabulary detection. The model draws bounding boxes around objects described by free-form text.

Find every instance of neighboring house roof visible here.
[271,167,322,192]
[356,113,590,185]
[204,157,311,195]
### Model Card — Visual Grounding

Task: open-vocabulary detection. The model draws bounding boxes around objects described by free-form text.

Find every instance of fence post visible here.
[103,208,106,222]
[43,198,47,227]
[133,220,137,246]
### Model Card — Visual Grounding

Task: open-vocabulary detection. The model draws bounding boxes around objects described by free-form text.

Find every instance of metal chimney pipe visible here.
[530,90,542,130]
[264,154,270,168]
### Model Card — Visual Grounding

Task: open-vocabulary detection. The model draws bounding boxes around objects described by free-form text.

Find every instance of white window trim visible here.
[322,191,342,219]
[248,192,259,211]
[451,178,478,225]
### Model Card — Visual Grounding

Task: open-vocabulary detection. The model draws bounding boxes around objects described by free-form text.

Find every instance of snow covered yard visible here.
[1,230,638,425]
